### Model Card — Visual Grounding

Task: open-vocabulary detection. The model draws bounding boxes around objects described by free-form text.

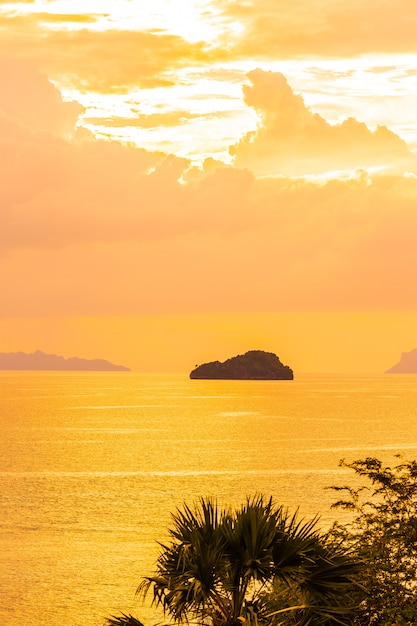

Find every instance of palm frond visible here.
[105,613,145,626]
[136,495,360,626]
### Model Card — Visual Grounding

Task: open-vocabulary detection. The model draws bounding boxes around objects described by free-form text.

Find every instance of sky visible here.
[1,0,417,373]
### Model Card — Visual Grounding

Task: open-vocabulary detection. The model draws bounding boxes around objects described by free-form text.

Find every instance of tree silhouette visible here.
[136,495,361,626]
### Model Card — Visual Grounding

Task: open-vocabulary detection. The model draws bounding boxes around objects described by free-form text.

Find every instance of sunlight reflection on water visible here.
[1,373,417,625]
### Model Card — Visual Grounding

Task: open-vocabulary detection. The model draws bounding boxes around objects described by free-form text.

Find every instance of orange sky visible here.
[1,0,417,373]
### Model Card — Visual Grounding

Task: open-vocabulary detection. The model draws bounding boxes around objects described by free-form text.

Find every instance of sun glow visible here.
[2,0,417,381]
[1,0,227,42]
[3,1,417,161]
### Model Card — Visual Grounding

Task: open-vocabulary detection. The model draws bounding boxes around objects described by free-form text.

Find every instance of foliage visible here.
[137,494,361,626]
[328,455,417,625]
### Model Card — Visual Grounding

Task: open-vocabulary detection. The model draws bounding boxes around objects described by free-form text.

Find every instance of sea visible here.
[1,372,417,626]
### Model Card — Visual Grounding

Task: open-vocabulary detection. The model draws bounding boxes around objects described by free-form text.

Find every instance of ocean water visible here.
[1,372,417,626]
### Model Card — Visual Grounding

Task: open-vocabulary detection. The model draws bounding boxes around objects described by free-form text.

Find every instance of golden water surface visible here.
[1,372,417,625]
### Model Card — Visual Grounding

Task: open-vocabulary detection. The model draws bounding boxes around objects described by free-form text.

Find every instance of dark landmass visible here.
[0,350,130,371]
[385,349,417,374]
[190,350,293,380]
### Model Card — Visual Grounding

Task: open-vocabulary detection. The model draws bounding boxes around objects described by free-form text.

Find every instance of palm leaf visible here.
[136,495,360,626]
[105,613,145,626]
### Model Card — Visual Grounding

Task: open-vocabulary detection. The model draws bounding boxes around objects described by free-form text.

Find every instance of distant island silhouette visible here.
[0,350,130,371]
[385,349,417,374]
[190,350,293,380]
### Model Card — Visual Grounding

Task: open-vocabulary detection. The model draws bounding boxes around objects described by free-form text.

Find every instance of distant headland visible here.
[385,349,417,374]
[190,350,293,380]
[0,350,130,371]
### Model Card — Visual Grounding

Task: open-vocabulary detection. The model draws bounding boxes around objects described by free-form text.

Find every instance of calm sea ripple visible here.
[1,372,417,625]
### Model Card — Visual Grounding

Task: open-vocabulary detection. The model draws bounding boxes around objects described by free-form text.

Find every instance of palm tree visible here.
[137,495,362,626]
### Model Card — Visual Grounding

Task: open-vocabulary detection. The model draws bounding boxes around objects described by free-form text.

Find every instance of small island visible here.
[0,350,130,371]
[190,350,293,380]
[385,349,417,374]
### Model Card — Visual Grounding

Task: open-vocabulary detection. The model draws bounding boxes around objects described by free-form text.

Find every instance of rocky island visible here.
[0,350,130,371]
[190,350,293,380]
[385,349,417,374]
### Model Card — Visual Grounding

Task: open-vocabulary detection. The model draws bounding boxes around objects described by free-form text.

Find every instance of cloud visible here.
[33,13,100,24]
[0,59,83,136]
[214,0,417,58]
[229,69,413,176]
[0,13,210,92]
[83,111,197,129]
[2,61,417,318]
[3,1,417,91]
[3,172,417,317]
